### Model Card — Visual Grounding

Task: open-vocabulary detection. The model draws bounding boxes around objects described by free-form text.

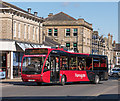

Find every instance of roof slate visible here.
[0,1,41,18]
[45,12,76,21]
[43,36,60,47]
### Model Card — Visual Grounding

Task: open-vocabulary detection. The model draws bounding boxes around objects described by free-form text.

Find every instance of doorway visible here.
[50,56,60,82]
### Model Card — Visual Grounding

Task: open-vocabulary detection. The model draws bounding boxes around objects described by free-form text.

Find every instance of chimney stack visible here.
[34,12,38,16]
[113,40,116,47]
[48,13,53,17]
[28,8,31,13]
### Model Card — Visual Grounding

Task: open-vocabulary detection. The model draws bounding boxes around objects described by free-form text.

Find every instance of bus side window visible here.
[101,59,106,67]
[78,57,86,70]
[86,57,92,70]
[60,56,68,70]
[69,56,77,70]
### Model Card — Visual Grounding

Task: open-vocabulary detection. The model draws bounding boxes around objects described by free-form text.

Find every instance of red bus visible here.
[21,48,108,85]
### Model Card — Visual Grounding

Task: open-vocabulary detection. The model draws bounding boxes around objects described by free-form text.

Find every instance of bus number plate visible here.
[28,79,35,82]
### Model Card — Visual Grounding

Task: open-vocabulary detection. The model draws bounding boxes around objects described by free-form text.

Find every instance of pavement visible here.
[1,77,22,82]
[0,76,120,82]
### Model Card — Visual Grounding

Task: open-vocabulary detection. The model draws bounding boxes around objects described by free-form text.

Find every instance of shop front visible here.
[0,40,49,79]
[0,52,7,79]
[13,52,24,78]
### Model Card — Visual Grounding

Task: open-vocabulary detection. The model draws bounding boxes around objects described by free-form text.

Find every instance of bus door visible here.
[50,56,60,82]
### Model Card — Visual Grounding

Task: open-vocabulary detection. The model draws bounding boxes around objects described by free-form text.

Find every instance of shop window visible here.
[48,29,52,36]
[0,53,7,68]
[13,52,24,77]
[73,28,78,36]
[66,28,70,36]
[54,29,58,36]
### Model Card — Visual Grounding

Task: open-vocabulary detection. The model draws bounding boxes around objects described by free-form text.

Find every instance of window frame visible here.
[48,29,52,36]
[54,28,58,36]
[73,28,78,36]
[66,28,70,37]
[66,43,70,48]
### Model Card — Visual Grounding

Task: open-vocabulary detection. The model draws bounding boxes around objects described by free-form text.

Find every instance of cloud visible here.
[62,2,70,7]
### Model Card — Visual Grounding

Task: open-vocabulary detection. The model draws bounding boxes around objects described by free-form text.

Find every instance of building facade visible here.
[43,12,93,54]
[92,31,114,72]
[113,42,120,67]
[92,31,106,55]
[0,1,44,79]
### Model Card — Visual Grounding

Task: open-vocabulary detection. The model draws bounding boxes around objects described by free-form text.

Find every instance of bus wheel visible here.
[36,82,42,86]
[94,75,100,84]
[61,75,66,86]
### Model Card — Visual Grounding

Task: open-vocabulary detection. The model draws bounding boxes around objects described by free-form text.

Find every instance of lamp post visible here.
[110,59,112,74]
[98,39,99,55]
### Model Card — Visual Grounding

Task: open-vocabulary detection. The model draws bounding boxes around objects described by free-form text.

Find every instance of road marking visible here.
[91,86,118,96]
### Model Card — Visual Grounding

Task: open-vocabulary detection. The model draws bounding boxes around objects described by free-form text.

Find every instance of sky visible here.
[7,1,118,42]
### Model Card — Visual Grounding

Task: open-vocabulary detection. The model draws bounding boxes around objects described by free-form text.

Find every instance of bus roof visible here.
[25,48,107,58]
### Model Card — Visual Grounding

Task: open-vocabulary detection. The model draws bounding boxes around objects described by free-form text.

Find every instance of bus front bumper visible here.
[21,74,43,82]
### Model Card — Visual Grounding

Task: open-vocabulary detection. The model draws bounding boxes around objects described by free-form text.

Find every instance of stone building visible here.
[0,1,61,79]
[104,33,114,69]
[113,42,120,68]
[43,12,93,53]
[0,1,44,79]
[92,31,105,55]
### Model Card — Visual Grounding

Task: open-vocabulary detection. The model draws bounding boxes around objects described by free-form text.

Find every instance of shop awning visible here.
[16,42,42,51]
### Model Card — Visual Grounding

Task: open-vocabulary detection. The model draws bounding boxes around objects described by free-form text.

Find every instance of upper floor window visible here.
[28,25,30,39]
[73,43,77,47]
[36,27,39,41]
[66,43,70,47]
[18,23,20,38]
[66,28,70,36]
[48,29,52,36]
[54,29,58,36]
[73,43,77,52]
[13,21,16,37]
[24,24,26,39]
[73,28,78,36]
[33,27,35,40]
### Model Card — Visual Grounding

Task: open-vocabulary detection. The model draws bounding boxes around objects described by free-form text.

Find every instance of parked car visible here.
[0,69,6,79]
[110,68,120,77]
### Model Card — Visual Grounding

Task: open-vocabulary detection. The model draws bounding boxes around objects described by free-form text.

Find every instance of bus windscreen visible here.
[25,49,48,55]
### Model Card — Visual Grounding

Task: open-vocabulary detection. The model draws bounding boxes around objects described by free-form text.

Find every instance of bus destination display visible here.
[25,49,48,55]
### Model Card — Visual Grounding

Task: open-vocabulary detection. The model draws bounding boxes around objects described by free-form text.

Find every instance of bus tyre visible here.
[36,82,42,86]
[61,75,66,86]
[94,75,100,84]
